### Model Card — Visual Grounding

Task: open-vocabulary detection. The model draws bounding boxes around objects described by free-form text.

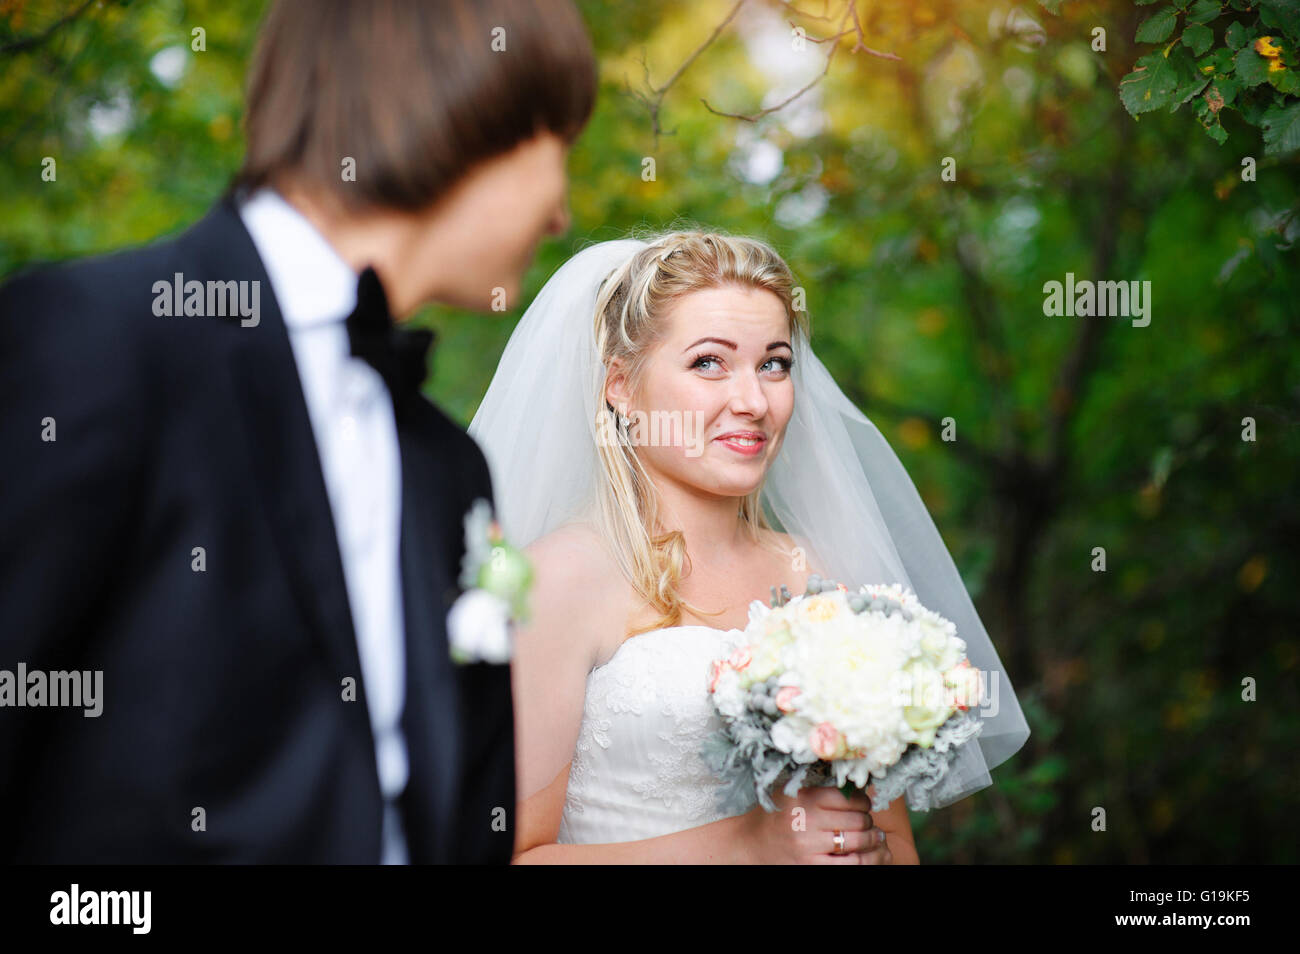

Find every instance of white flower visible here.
[795,592,848,625]
[447,589,512,664]
[771,715,818,763]
[713,667,746,720]
[745,641,784,684]
[918,617,963,670]
[834,756,873,790]
[459,498,497,590]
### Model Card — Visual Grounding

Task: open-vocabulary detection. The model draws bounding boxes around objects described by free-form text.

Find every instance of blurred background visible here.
[3,0,1297,863]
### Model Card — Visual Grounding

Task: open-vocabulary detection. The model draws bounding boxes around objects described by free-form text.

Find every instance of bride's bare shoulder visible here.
[524,521,610,586]
[522,522,627,648]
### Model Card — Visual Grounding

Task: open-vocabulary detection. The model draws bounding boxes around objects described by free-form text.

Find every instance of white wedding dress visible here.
[557,624,758,844]
[468,239,1032,832]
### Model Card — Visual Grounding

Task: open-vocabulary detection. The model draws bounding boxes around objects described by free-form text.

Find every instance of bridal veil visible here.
[468,238,1031,810]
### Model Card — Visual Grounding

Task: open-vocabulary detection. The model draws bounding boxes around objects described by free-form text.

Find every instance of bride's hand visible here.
[736,786,891,864]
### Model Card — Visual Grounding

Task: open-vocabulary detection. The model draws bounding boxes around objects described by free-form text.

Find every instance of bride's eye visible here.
[690,354,724,373]
[761,356,793,375]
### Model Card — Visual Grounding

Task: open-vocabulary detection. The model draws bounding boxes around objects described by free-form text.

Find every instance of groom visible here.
[0,0,595,863]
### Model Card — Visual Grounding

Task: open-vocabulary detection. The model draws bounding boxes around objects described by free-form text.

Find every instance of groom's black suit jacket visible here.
[0,196,514,863]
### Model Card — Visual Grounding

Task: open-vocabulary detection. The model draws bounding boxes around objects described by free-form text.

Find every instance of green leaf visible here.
[1185,0,1223,24]
[1036,0,1065,14]
[1259,0,1300,36]
[1261,99,1300,152]
[1268,63,1300,93]
[1121,45,1203,114]
[1239,92,1273,124]
[1183,22,1215,55]
[1170,44,1212,105]
[1198,47,1236,75]
[1202,76,1241,117]
[1202,119,1230,142]
[1213,75,1243,105]
[1174,76,1213,108]
[1121,49,1182,114]
[1136,6,1180,43]
[1235,46,1273,85]
[1225,21,1249,49]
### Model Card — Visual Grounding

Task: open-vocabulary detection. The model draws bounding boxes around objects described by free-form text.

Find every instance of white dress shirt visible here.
[238,188,409,864]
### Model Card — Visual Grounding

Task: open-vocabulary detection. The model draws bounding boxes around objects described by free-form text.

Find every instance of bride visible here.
[468,232,1030,863]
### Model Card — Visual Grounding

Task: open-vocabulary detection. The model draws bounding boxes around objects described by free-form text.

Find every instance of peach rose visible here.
[776,686,802,713]
[810,721,848,760]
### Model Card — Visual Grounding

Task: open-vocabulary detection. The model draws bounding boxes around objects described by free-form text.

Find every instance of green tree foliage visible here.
[1047,0,1300,151]
[3,0,1297,863]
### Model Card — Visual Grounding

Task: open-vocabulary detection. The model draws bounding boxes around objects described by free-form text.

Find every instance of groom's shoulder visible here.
[419,397,482,451]
[0,236,187,399]
[0,199,268,393]
[2,236,177,319]
[0,197,253,328]
[0,204,225,344]
[414,397,493,493]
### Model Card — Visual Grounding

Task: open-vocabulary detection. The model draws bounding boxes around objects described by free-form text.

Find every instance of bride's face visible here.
[611,284,796,499]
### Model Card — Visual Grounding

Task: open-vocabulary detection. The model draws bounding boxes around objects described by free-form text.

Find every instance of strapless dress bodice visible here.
[556,624,758,844]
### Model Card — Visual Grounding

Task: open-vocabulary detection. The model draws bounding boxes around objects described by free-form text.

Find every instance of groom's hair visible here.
[233,0,596,212]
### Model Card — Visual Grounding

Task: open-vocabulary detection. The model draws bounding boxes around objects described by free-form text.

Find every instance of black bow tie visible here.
[345,266,435,397]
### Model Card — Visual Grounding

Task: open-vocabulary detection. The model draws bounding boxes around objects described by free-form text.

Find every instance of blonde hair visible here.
[590,230,811,636]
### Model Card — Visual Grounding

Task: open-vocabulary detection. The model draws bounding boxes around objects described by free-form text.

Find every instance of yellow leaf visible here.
[1238,555,1268,592]
[898,417,930,449]
[1255,36,1283,59]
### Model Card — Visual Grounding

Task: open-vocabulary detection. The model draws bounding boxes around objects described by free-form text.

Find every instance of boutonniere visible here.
[446,498,533,664]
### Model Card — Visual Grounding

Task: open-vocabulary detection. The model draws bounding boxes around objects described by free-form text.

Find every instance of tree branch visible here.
[627,0,749,144]
[701,10,849,122]
[775,0,837,23]
[842,0,901,60]
[0,0,98,55]
[632,0,900,136]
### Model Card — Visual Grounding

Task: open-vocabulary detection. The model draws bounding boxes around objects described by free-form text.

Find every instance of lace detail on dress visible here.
[563,712,609,817]
[558,626,756,844]
[632,678,725,820]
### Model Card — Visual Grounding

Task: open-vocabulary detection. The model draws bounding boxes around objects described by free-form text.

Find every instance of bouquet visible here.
[703,575,985,813]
